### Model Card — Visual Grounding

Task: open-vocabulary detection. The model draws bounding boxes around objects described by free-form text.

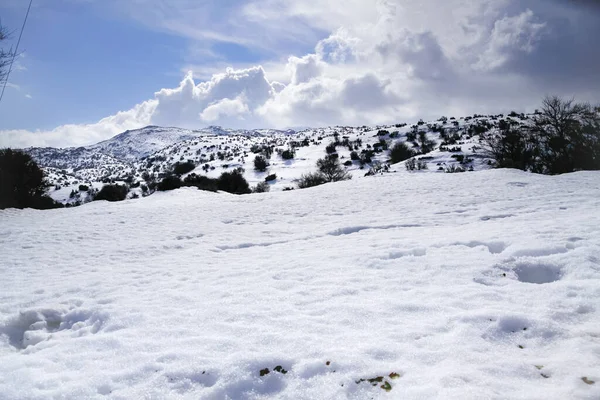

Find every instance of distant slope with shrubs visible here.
[3,96,596,209]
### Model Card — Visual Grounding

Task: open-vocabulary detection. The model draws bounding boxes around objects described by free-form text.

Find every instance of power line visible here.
[0,0,33,105]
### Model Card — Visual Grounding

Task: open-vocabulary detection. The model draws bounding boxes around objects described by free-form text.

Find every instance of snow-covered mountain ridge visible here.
[21,113,533,204]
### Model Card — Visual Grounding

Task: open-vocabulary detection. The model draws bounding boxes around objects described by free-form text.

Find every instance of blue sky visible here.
[0,0,598,148]
[0,0,293,131]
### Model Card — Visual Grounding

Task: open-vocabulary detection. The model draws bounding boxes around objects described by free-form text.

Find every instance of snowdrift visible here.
[1,169,599,399]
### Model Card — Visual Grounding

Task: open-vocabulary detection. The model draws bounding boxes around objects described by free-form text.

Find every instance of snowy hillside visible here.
[1,169,599,399]
[19,113,536,205]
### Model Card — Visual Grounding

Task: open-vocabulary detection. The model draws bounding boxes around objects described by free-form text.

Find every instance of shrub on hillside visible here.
[265,173,277,182]
[404,158,427,171]
[297,172,327,189]
[253,181,270,193]
[173,161,195,175]
[254,155,268,172]
[445,165,466,173]
[183,173,218,192]
[94,184,128,201]
[418,132,436,153]
[0,148,62,209]
[157,175,182,191]
[484,96,600,174]
[217,169,251,194]
[364,162,390,176]
[360,150,374,164]
[317,155,351,182]
[281,149,295,160]
[389,142,415,164]
[28,194,65,209]
[325,142,337,154]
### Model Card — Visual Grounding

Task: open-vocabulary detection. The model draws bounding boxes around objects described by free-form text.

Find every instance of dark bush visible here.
[0,148,61,209]
[343,160,353,166]
[297,172,327,189]
[281,149,295,160]
[78,184,89,192]
[265,173,277,182]
[253,181,270,193]
[389,142,415,164]
[217,169,251,194]
[325,142,337,154]
[183,173,218,192]
[254,155,268,172]
[317,155,351,182]
[157,175,182,191]
[360,149,375,164]
[418,132,436,153]
[173,161,195,175]
[28,195,64,209]
[484,96,600,174]
[94,184,128,201]
[350,151,360,161]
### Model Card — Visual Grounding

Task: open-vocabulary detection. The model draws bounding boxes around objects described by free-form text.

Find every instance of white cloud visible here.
[200,96,250,123]
[151,67,274,129]
[1,0,598,148]
[476,9,547,70]
[286,54,323,85]
[315,29,360,64]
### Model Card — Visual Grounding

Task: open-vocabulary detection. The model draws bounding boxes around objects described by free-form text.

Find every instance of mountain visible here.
[88,126,207,161]
[20,113,535,205]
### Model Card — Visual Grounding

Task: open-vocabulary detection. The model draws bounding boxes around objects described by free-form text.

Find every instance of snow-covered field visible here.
[1,169,599,399]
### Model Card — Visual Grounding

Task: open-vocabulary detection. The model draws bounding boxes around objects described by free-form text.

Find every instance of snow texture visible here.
[1,169,599,399]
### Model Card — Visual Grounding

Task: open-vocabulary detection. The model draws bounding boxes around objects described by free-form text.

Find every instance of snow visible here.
[26,114,512,204]
[1,169,599,399]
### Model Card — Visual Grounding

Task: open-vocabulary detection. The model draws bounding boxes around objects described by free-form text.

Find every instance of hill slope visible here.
[20,113,537,205]
[1,169,599,399]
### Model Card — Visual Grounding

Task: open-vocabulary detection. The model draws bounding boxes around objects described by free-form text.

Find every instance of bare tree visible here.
[535,96,596,139]
[484,96,600,174]
[0,22,15,84]
[533,96,600,173]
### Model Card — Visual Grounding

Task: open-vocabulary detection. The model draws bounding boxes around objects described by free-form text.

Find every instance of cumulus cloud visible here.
[1,0,599,148]
[151,67,274,129]
[199,96,250,122]
[316,29,360,64]
[476,9,547,71]
[286,54,323,85]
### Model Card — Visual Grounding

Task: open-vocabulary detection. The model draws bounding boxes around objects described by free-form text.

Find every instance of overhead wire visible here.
[0,0,34,105]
